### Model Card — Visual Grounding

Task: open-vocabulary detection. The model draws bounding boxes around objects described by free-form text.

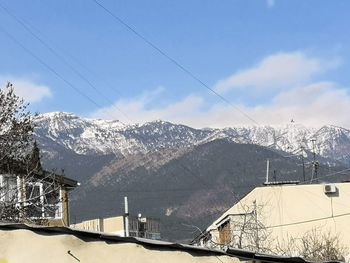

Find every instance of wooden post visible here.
[61,187,69,226]
[17,175,25,220]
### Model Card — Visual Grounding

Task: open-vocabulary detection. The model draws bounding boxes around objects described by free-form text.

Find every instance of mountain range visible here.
[34,112,350,241]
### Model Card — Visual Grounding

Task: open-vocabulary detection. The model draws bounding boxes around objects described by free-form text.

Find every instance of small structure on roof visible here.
[71,214,161,240]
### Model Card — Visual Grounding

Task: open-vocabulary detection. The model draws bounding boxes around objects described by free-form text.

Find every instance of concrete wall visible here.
[0,229,238,263]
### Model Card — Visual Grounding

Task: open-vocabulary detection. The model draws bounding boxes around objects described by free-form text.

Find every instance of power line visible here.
[0,4,320,239]
[266,211,350,229]
[0,20,228,217]
[0,25,101,108]
[105,183,257,194]
[5,3,349,229]
[308,167,350,184]
[0,2,131,123]
[91,0,260,126]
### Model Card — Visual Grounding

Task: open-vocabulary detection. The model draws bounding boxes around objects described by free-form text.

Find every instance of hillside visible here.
[33,112,350,241]
[68,139,346,241]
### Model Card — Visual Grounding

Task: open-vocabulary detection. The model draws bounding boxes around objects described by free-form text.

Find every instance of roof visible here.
[0,223,226,256]
[0,223,319,263]
[0,159,78,188]
[51,173,79,188]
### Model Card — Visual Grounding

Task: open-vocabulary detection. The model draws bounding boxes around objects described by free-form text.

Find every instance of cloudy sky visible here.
[0,0,349,128]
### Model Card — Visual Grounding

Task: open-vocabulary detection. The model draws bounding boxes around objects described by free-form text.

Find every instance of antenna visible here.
[300,146,306,182]
[273,170,277,182]
[265,159,270,184]
[310,139,318,183]
[124,196,129,237]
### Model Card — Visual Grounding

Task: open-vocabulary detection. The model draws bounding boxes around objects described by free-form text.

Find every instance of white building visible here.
[71,215,161,240]
[194,182,350,259]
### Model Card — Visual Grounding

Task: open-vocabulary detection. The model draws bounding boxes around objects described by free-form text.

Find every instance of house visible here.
[193,182,350,259]
[0,143,78,226]
[0,223,315,263]
[71,214,161,240]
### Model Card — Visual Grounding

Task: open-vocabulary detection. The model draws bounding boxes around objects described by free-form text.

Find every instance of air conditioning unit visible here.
[324,184,337,194]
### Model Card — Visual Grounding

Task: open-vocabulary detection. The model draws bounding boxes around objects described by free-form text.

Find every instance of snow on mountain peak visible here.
[34,112,350,166]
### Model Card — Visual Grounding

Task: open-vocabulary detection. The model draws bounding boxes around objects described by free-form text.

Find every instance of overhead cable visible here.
[92,0,260,126]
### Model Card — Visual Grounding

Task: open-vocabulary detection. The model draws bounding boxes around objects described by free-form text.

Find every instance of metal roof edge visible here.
[0,223,339,263]
[0,223,227,257]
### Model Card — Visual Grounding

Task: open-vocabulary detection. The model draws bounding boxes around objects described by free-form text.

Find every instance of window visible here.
[25,182,44,218]
[0,174,63,220]
[218,220,231,245]
[24,182,62,219]
[43,188,61,218]
[0,175,18,203]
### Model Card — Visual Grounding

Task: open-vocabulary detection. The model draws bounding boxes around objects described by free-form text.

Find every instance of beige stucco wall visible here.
[71,216,125,235]
[103,216,124,235]
[71,218,103,232]
[0,229,238,263]
[208,182,350,251]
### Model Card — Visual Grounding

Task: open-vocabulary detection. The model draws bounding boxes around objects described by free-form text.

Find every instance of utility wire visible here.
[3,4,346,242]
[4,3,349,230]
[308,167,350,184]
[0,25,101,108]
[0,20,227,216]
[103,183,257,193]
[266,211,350,229]
[92,0,260,126]
[0,2,131,122]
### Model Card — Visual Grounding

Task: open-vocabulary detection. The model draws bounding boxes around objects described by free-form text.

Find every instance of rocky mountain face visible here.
[34,112,350,241]
[35,112,350,166]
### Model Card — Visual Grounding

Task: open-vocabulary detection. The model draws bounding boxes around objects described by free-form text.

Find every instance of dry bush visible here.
[275,229,347,262]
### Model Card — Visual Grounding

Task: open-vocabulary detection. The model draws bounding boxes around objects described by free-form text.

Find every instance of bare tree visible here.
[208,201,272,253]
[0,83,61,224]
[275,228,348,262]
[229,201,272,253]
[0,82,33,163]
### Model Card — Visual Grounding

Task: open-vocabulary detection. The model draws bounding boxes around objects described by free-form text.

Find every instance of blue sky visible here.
[0,0,350,128]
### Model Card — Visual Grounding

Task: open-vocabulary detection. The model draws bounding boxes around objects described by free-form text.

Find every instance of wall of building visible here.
[103,216,125,235]
[71,216,125,235]
[71,216,161,239]
[206,182,350,255]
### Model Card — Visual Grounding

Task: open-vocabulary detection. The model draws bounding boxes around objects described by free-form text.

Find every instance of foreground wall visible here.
[0,229,238,263]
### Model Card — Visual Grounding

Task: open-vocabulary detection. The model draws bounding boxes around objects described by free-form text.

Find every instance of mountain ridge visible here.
[33,112,350,241]
[34,112,350,166]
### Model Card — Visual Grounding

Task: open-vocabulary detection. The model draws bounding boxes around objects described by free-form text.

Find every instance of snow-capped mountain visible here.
[35,112,139,156]
[34,112,350,166]
[33,112,350,241]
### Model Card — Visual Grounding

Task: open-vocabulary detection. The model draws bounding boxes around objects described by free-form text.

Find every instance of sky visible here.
[0,0,350,128]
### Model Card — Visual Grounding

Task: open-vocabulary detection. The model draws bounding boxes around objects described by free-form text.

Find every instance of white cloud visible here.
[267,0,275,8]
[92,51,350,129]
[93,89,204,124]
[0,77,52,103]
[214,51,340,93]
[92,81,350,129]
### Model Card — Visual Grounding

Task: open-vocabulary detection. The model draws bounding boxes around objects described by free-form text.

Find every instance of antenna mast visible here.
[265,159,270,184]
[310,139,318,183]
[300,146,305,182]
